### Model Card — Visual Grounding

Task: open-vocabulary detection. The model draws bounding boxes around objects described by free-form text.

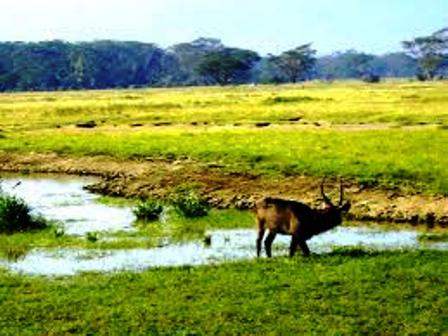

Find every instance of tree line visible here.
[0,27,446,92]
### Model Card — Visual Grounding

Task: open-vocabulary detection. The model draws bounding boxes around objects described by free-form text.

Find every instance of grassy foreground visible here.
[0,250,446,335]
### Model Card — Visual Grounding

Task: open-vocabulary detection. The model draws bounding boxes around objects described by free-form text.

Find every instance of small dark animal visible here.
[255,178,351,257]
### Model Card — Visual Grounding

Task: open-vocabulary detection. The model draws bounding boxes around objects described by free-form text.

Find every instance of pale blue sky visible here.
[1,0,447,55]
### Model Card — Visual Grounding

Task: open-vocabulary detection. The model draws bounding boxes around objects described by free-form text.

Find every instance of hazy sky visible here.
[1,0,447,55]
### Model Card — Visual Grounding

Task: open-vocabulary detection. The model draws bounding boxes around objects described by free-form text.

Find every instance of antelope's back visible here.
[255,197,311,232]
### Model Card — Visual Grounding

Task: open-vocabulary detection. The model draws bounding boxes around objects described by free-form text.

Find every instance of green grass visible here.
[1,126,447,194]
[1,81,448,131]
[1,81,448,194]
[418,232,448,243]
[0,250,446,335]
[96,195,137,207]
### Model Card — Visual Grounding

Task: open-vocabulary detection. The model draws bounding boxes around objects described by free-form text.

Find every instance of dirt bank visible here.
[1,152,447,228]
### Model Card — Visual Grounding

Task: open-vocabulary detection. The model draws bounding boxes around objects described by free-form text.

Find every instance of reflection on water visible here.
[1,227,446,276]
[0,176,446,276]
[1,176,135,235]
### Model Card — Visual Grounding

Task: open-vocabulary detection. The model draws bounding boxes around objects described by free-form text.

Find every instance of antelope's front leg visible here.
[289,235,299,257]
[256,228,265,257]
[298,240,310,257]
[264,232,276,258]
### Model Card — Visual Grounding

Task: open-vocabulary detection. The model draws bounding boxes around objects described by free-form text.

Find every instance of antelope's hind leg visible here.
[264,231,277,258]
[298,240,310,257]
[256,228,265,257]
[256,217,267,257]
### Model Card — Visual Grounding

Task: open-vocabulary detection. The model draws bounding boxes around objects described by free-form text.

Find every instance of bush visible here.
[362,73,381,83]
[133,199,164,221]
[171,189,209,218]
[0,193,48,234]
[416,73,428,81]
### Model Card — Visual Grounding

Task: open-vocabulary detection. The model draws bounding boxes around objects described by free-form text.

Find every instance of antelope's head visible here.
[320,177,351,226]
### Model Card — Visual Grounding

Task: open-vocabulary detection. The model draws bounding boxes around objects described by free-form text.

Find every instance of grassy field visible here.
[2,126,447,193]
[1,81,448,194]
[1,81,448,130]
[0,250,446,335]
[1,81,447,335]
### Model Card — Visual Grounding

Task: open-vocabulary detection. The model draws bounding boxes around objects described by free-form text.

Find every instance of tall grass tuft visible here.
[170,187,209,218]
[0,193,48,234]
[133,199,164,221]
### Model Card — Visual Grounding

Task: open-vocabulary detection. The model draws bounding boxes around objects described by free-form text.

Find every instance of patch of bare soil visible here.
[1,152,447,228]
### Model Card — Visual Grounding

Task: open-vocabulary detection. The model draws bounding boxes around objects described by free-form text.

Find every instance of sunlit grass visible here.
[0,250,446,334]
[1,81,448,131]
[1,126,447,193]
[1,80,448,193]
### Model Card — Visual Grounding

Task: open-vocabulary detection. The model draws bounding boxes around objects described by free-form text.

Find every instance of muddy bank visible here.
[1,152,447,227]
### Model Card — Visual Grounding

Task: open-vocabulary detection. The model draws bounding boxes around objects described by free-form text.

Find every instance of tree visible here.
[402,27,448,80]
[195,48,260,85]
[0,40,172,91]
[8,41,73,91]
[0,43,19,91]
[72,41,168,89]
[168,38,225,85]
[316,50,375,79]
[268,44,316,83]
[367,52,417,78]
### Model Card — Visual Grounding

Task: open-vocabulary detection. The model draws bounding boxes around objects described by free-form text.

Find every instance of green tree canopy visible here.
[268,44,317,83]
[402,27,448,79]
[195,48,260,85]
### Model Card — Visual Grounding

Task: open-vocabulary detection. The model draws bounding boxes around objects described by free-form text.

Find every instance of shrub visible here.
[133,199,164,221]
[362,73,381,83]
[0,193,48,234]
[416,73,428,81]
[171,188,209,218]
[86,231,100,243]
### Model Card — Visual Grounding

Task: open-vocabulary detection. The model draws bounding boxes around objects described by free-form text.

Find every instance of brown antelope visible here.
[255,178,350,257]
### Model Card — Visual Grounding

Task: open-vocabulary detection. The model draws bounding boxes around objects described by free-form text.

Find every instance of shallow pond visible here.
[1,227,447,276]
[0,176,446,276]
[1,176,134,235]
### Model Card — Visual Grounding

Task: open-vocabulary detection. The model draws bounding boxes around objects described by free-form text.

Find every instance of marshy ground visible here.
[1,151,447,228]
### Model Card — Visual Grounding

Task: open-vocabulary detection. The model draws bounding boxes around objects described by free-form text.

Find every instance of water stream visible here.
[0,176,446,276]
[1,176,134,235]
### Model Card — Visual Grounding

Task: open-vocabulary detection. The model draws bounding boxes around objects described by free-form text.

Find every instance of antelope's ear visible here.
[322,201,332,209]
[340,201,351,213]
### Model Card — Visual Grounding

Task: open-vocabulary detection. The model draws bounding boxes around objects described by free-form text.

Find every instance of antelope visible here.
[255,178,351,257]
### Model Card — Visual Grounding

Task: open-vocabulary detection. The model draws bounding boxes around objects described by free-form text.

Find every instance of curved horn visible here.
[320,177,333,207]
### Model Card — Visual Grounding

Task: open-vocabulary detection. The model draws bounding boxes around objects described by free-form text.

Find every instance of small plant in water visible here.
[0,191,48,234]
[170,187,209,218]
[5,246,28,261]
[54,227,65,238]
[86,232,100,243]
[133,199,164,221]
